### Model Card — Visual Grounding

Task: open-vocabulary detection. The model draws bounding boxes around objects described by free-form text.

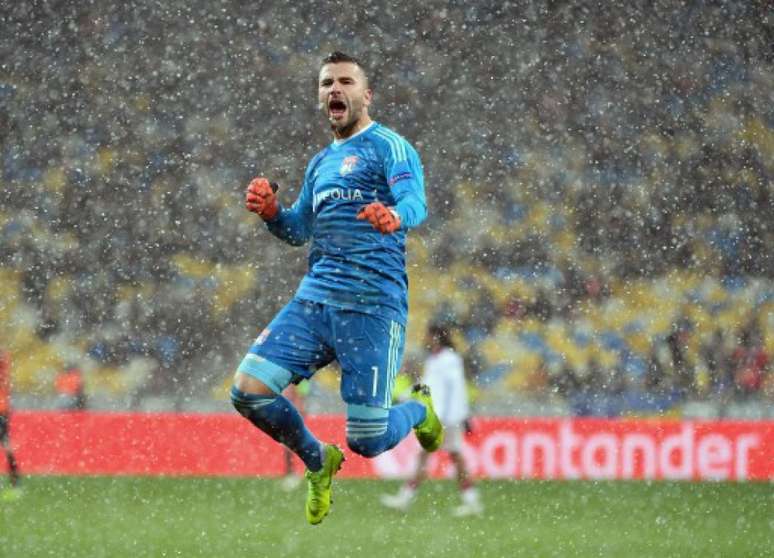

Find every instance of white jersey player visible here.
[380,323,483,517]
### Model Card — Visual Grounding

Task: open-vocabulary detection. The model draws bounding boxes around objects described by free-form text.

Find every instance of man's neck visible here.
[332,115,373,140]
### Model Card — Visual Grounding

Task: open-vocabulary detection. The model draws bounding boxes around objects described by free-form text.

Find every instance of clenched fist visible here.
[357,202,401,234]
[245,177,279,220]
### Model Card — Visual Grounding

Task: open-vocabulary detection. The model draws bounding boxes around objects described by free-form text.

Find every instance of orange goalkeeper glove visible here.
[245,177,279,220]
[357,202,401,234]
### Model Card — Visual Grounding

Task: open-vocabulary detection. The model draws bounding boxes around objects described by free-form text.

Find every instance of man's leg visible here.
[380,450,429,511]
[335,312,443,457]
[231,372,323,471]
[231,299,344,525]
[1,433,21,501]
[451,451,471,489]
[6,449,19,487]
[344,401,427,458]
[1,418,19,494]
[231,371,344,525]
[231,300,336,471]
[448,430,482,517]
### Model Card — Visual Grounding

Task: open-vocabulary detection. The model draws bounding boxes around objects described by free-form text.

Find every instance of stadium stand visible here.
[0,1,771,416]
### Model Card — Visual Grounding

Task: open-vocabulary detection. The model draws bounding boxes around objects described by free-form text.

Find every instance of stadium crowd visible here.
[0,1,771,415]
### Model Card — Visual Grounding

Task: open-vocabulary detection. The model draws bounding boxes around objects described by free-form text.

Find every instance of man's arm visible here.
[391,180,426,229]
[389,142,427,229]
[358,134,427,234]
[245,171,314,246]
[265,192,314,246]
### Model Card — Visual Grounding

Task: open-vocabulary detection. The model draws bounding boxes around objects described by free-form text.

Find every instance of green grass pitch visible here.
[1,476,771,558]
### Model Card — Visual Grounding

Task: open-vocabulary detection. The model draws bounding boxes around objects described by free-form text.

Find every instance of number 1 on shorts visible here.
[371,366,379,397]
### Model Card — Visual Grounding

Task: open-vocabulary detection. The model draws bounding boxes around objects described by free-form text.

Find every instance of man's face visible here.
[318,62,372,134]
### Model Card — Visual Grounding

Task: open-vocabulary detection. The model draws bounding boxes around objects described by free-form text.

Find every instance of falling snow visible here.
[4,1,770,415]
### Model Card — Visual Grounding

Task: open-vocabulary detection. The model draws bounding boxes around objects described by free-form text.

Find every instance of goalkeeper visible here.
[230,51,443,525]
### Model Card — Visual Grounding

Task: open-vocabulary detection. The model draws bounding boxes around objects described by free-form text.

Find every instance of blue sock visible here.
[230,386,323,471]
[389,400,426,437]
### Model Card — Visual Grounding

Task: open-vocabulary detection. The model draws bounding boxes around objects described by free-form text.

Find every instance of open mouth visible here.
[328,99,347,118]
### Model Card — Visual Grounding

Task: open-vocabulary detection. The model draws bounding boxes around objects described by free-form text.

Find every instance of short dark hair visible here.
[320,51,370,86]
[428,323,455,349]
[321,51,363,68]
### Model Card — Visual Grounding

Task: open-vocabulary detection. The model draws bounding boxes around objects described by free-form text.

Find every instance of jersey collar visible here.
[332,121,376,147]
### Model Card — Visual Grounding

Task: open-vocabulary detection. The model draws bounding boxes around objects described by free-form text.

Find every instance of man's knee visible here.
[230,381,277,420]
[345,404,393,457]
[233,371,276,395]
[346,434,390,458]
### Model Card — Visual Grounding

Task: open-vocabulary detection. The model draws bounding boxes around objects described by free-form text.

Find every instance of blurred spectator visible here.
[667,318,695,397]
[55,364,87,410]
[731,320,770,400]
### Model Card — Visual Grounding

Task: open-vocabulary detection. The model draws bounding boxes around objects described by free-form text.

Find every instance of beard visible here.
[330,114,360,136]
[321,98,364,137]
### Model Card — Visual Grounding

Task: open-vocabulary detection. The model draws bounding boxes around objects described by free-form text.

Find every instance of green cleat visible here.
[411,384,444,452]
[305,444,345,525]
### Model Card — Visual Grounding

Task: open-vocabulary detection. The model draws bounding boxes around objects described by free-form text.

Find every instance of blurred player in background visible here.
[381,323,483,516]
[230,51,443,525]
[0,351,21,501]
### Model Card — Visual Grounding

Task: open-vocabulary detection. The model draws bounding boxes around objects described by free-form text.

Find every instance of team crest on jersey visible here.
[254,328,271,345]
[339,155,359,175]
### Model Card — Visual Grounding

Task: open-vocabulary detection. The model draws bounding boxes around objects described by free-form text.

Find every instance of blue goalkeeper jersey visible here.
[265,122,426,325]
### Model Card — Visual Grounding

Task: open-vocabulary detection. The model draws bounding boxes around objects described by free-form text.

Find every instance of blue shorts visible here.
[237,299,405,408]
